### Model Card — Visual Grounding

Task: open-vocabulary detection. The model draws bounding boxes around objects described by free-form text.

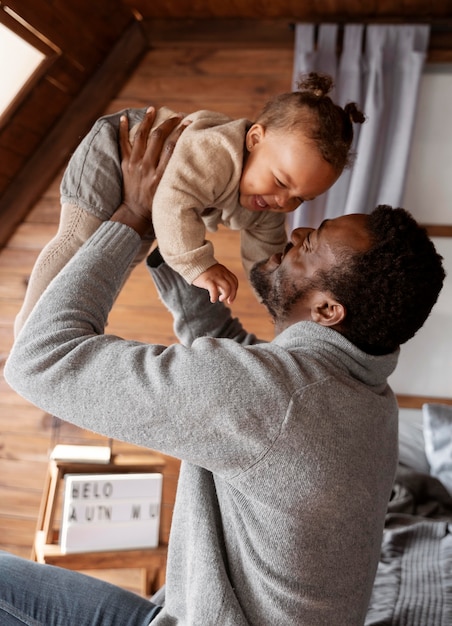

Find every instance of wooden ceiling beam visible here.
[143,18,452,62]
[124,0,452,23]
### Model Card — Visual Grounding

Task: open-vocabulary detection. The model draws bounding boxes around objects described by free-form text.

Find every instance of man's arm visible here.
[5,110,273,471]
[146,248,259,347]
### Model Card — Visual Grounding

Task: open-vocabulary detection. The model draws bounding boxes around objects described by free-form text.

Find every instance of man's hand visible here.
[193,263,239,304]
[111,107,184,237]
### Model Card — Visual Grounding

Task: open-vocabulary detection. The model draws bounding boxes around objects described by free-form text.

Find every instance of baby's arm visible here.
[192,263,238,304]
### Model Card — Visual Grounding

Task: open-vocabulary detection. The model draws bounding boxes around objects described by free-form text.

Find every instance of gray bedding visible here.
[365,466,452,625]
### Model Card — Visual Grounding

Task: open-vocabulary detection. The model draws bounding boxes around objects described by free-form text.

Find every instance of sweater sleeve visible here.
[146,248,260,347]
[5,221,288,475]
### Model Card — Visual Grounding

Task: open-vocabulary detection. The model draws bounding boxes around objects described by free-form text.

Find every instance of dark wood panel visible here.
[144,18,452,62]
[0,122,42,159]
[1,6,451,247]
[144,18,296,47]
[118,73,292,108]
[43,57,89,97]
[4,0,134,58]
[131,46,295,76]
[0,1,139,244]
[10,77,71,131]
[425,224,452,237]
[126,0,452,22]
[0,21,148,248]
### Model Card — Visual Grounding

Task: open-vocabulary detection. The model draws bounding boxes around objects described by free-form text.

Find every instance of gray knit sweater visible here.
[5,222,399,625]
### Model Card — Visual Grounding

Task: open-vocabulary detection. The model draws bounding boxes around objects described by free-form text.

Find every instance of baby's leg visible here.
[14,203,101,336]
[14,108,152,337]
[59,108,147,221]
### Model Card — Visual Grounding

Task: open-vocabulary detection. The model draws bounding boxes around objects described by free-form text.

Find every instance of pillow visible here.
[398,408,430,474]
[423,403,452,496]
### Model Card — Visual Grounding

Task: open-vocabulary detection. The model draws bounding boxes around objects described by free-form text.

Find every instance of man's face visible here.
[250,214,372,324]
[239,125,339,214]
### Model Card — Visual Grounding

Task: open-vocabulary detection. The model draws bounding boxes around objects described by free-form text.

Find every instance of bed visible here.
[365,398,452,626]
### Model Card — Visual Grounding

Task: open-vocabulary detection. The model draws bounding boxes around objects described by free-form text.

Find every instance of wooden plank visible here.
[43,56,87,97]
[0,122,42,160]
[143,18,452,62]
[424,224,452,237]
[0,432,51,461]
[108,98,271,121]
[4,0,133,59]
[0,405,51,434]
[0,487,43,517]
[7,222,59,250]
[144,18,297,47]
[130,3,452,22]
[127,46,295,77]
[397,395,452,409]
[0,78,72,188]
[0,147,23,179]
[7,78,72,133]
[52,0,135,39]
[0,516,38,547]
[21,198,61,224]
[118,74,292,107]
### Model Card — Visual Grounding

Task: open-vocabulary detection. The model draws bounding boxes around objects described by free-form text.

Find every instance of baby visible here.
[14,73,364,335]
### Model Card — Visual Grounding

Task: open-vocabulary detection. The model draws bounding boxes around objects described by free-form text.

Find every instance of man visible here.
[3,110,445,626]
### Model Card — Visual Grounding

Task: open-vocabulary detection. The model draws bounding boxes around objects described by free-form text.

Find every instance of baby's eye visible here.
[275,178,286,188]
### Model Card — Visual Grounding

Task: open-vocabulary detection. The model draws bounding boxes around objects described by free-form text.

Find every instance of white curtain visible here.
[288,23,430,230]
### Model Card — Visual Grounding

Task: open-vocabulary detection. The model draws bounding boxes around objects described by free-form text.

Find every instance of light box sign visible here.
[60,473,162,553]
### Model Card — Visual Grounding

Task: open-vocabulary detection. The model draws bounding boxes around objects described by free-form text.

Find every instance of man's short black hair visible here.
[317,205,446,355]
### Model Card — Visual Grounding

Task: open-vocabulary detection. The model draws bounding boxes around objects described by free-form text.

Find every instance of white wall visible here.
[403,65,452,225]
[388,65,452,398]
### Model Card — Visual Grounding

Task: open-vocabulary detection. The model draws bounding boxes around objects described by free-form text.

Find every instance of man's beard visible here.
[250,259,316,324]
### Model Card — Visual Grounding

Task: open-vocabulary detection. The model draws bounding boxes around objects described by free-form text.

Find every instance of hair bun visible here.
[344,102,365,125]
[297,72,333,98]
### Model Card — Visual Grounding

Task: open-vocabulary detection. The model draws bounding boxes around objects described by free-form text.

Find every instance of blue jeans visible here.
[0,552,161,625]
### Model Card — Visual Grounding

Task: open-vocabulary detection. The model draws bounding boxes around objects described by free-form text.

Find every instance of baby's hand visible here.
[193,264,239,304]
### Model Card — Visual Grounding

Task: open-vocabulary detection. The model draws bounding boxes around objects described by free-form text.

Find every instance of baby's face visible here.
[239,125,339,213]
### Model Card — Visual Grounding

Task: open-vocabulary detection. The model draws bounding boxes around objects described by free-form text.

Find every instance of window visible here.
[0,5,58,124]
[0,22,45,115]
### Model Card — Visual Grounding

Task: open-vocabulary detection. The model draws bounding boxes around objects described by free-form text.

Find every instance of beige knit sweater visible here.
[140,108,287,283]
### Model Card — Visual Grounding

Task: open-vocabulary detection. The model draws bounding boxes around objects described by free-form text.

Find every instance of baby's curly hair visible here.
[316,206,446,355]
[256,72,365,173]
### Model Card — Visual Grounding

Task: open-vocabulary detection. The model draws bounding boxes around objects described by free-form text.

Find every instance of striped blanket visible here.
[366,467,452,625]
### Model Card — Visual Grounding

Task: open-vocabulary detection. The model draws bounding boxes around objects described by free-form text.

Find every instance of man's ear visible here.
[246,124,265,151]
[310,292,346,327]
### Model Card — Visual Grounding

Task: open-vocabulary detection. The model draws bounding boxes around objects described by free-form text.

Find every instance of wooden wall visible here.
[0,0,145,246]
[125,0,452,22]
[0,0,451,249]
